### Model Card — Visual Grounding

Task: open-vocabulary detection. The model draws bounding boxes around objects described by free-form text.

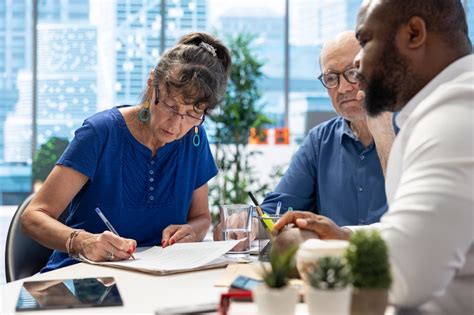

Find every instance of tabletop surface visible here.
[0,260,396,315]
[1,262,231,314]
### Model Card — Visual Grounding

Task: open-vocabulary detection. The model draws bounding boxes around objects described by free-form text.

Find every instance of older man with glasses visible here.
[261,31,395,227]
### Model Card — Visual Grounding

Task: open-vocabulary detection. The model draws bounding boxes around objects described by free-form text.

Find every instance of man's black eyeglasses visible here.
[318,67,359,89]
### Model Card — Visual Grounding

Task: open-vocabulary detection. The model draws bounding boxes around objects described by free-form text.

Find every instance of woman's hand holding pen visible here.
[161,224,197,247]
[76,231,137,262]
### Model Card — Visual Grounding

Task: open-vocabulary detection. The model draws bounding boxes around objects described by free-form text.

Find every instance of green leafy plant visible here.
[309,256,351,290]
[209,31,273,209]
[345,230,392,289]
[32,136,69,183]
[261,246,298,289]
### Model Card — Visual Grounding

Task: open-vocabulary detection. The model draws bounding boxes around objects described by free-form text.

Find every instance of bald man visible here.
[274,0,473,312]
[261,31,395,227]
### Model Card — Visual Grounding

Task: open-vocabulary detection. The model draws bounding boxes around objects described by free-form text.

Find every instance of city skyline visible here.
[4,23,98,162]
[1,0,473,204]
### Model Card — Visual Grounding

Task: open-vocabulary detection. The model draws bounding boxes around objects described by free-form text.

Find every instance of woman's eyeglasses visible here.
[318,67,359,89]
[159,101,205,125]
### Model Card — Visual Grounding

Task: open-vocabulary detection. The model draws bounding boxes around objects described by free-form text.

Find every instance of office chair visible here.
[4,193,67,282]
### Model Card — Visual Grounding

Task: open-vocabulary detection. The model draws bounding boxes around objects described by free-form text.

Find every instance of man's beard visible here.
[363,42,425,117]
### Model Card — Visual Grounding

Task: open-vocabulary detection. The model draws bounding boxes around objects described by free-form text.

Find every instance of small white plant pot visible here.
[254,284,298,315]
[305,285,352,315]
[296,239,349,283]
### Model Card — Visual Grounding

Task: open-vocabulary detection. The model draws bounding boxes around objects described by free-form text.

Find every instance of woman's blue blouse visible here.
[42,106,218,272]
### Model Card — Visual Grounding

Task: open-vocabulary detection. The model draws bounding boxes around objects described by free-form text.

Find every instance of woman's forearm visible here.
[21,208,71,251]
[21,165,92,253]
[21,208,92,253]
[187,213,212,241]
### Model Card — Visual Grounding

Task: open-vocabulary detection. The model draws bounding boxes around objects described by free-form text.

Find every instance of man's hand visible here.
[366,111,396,177]
[366,111,395,141]
[273,211,351,240]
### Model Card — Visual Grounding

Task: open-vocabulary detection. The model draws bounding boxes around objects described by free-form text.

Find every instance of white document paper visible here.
[79,240,241,275]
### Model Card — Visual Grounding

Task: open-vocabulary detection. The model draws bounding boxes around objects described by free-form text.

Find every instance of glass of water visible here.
[219,204,253,258]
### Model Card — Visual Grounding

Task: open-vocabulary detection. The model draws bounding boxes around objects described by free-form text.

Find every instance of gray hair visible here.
[144,32,232,114]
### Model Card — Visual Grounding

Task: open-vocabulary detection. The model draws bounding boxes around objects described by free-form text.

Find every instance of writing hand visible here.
[79,231,136,261]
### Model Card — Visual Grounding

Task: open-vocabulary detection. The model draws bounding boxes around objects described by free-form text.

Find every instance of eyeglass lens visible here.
[320,68,359,88]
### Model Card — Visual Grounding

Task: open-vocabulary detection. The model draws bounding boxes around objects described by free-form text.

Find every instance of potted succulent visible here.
[305,256,352,315]
[254,246,299,315]
[345,230,392,315]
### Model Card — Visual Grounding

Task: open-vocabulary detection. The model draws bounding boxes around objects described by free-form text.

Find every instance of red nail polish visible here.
[127,249,133,255]
[170,239,175,245]
[161,240,166,247]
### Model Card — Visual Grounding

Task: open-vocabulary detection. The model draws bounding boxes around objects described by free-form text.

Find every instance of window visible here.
[288,0,362,143]
[0,0,473,204]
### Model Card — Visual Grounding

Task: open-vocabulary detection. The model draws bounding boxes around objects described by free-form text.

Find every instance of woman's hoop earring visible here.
[138,100,151,122]
[192,126,201,147]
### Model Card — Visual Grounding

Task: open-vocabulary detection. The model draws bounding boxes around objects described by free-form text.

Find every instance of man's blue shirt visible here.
[261,116,387,226]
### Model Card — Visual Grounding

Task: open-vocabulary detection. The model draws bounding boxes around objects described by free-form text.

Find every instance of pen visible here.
[275,201,282,217]
[95,207,135,259]
[247,192,275,232]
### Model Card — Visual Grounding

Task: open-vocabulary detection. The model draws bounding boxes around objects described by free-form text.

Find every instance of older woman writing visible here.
[21,32,231,272]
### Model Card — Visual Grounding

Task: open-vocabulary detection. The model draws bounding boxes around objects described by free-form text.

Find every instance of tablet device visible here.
[16,277,123,312]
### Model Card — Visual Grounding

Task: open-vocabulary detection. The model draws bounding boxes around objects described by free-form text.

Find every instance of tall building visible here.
[1,0,208,203]
[310,0,362,45]
[90,0,116,110]
[114,0,207,104]
[4,24,97,162]
[0,0,90,162]
[0,0,33,204]
[0,0,93,204]
[3,0,93,163]
[218,7,328,141]
[218,8,286,124]
[290,0,318,46]
[38,0,89,22]
[0,0,32,163]
[288,1,362,142]
[0,0,90,155]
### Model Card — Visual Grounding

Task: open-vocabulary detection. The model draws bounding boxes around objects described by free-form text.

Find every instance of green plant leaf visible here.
[309,256,351,290]
[345,230,392,289]
[261,246,298,288]
[32,137,70,183]
[209,31,275,211]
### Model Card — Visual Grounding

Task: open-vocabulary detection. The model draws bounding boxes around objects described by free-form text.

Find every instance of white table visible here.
[0,262,395,315]
[1,262,231,314]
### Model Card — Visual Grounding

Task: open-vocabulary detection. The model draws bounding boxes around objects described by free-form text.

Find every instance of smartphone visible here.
[230,275,263,291]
